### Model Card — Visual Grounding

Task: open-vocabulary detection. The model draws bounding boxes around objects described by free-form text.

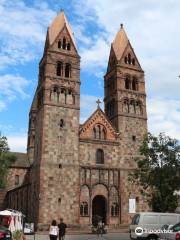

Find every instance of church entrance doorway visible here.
[92,195,107,224]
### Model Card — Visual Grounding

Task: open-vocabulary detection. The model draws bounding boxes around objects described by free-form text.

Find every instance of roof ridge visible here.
[112,25,129,60]
[48,10,77,48]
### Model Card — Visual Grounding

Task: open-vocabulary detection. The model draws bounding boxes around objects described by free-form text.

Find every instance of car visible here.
[159,222,180,240]
[129,212,180,240]
[159,224,174,239]
[0,226,12,240]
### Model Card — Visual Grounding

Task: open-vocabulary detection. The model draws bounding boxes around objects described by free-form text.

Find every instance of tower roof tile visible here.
[112,24,129,60]
[48,10,76,48]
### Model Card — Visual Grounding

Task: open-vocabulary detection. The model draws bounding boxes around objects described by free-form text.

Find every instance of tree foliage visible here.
[0,133,16,188]
[130,132,180,212]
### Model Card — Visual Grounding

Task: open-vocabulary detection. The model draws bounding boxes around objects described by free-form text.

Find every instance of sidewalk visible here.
[33,227,129,235]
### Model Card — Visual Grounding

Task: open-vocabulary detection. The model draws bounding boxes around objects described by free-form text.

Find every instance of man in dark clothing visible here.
[58,218,67,240]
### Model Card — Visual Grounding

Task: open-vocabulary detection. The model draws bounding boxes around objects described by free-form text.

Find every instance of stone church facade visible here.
[4,10,149,229]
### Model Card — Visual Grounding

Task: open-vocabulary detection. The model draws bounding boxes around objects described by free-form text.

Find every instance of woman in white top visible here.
[49,220,58,240]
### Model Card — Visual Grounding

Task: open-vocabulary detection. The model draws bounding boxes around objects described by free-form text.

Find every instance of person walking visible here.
[97,220,104,237]
[58,218,67,240]
[49,220,58,240]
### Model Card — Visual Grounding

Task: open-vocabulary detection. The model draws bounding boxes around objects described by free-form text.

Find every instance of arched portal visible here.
[92,195,107,224]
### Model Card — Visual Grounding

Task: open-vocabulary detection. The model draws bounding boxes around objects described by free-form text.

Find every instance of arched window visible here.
[59,119,64,128]
[111,202,119,217]
[128,53,132,64]
[50,86,59,102]
[53,86,58,93]
[123,98,129,113]
[135,101,143,115]
[80,202,88,216]
[57,62,63,76]
[65,63,71,78]
[96,149,104,164]
[62,37,66,49]
[58,40,62,49]
[67,43,71,50]
[132,77,138,91]
[93,124,106,140]
[129,100,135,114]
[125,76,130,89]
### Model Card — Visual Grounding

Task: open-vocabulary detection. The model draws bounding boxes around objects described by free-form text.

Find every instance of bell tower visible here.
[104,24,147,156]
[29,10,81,227]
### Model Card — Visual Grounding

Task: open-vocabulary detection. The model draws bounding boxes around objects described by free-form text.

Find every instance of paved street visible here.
[26,233,130,240]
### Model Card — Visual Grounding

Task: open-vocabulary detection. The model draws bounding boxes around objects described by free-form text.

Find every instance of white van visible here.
[129,212,180,240]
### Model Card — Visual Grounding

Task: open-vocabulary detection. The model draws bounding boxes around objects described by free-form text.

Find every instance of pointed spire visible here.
[112,24,129,60]
[48,10,76,48]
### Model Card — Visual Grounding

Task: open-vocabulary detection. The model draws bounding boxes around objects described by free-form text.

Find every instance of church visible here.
[4,10,149,229]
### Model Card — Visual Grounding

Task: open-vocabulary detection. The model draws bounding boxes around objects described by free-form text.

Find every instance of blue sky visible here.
[0,0,180,152]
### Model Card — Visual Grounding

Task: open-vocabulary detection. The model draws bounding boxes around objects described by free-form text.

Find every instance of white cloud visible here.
[72,0,180,140]
[0,1,56,69]
[148,98,180,140]
[72,24,93,46]
[80,94,103,123]
[7,134,27,153]
[0,0,180,152]
[0,74,30,112]
[0,74,30,100]
[72,0,180,96]
[80,38,109,71]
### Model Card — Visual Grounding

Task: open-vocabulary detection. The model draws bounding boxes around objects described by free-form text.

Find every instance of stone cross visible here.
[96,99,101,108]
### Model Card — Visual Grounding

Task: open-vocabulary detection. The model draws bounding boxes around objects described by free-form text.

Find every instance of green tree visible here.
[0,133,16,188]
[130,132,180,212]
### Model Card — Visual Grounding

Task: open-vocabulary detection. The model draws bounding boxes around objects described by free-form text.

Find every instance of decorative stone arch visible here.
[135,100,143,115]
[92,183,108,200]
[92,123,107,140]
[58,88,66,104]
[92,184,108,224]
[66,88,74,105]
[129,98,136,114]
[50,85,60,102]
[123,98,129,113]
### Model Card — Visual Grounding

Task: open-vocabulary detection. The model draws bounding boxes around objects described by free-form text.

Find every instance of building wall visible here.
[37,105,80,229]
[6,168,28,191]
[4,15,150,229]
[79,140,119,167]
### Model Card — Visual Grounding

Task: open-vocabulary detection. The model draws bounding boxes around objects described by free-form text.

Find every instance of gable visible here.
[119,42,142,70]
[80,108,117,141]
[49,25,77,54]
